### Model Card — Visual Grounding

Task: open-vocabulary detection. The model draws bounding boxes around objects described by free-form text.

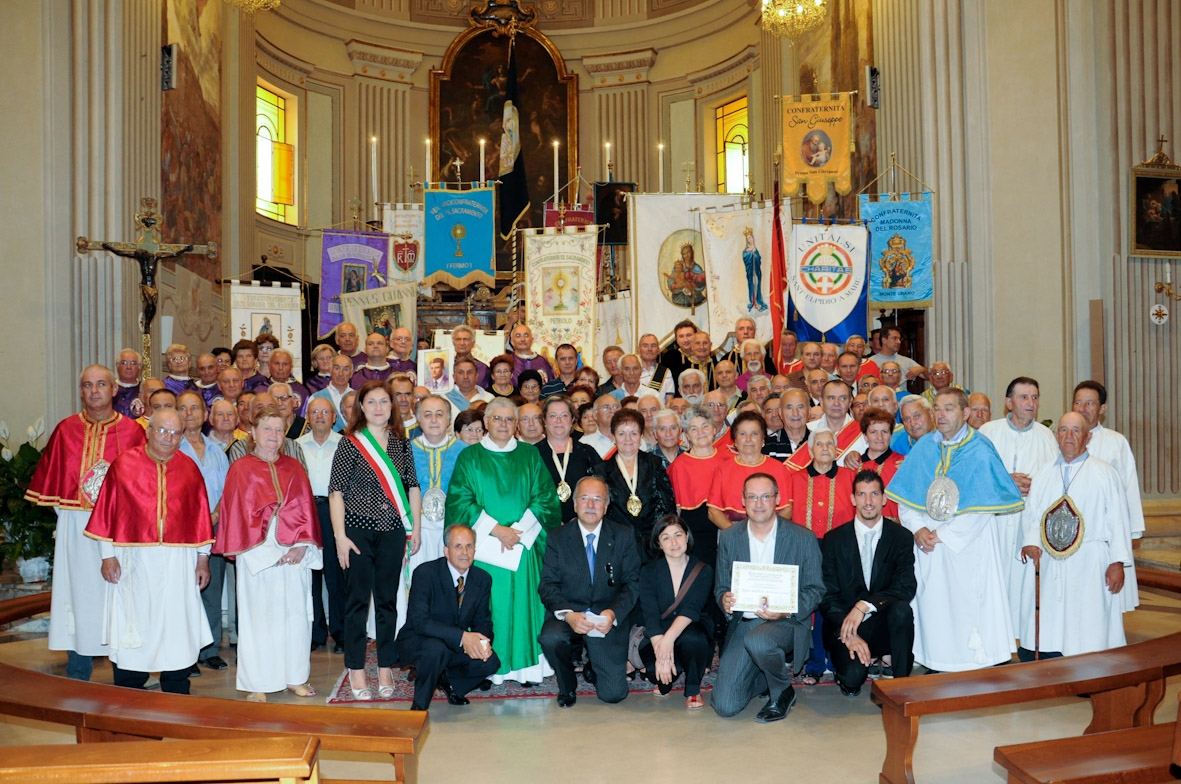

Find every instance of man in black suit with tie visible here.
[538,475,641,707]
[713,473,825,722]
[820,470,917,697]
[397,524,500,711]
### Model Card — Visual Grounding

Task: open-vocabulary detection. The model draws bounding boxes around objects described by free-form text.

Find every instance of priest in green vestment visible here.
[446,398,562,684]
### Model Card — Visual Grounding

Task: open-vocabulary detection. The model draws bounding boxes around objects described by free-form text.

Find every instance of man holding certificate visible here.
[713,474,825,722]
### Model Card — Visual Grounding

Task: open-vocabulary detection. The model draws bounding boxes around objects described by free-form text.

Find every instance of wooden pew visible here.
[0,735,321,783]
[0,591,50,627]
[872,631,1181,784]
[993,695,1181,784]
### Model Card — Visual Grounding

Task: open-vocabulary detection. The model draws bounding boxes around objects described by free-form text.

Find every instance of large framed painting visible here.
[1131,152,1181,259]
[430,1,578,278]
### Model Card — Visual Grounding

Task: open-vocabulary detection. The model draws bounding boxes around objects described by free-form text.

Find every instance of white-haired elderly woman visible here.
[445,397,561,685]
[163,343,197,397]
[306,344,337,395]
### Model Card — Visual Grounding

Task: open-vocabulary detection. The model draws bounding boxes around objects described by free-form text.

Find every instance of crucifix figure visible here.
[76,196,217,376]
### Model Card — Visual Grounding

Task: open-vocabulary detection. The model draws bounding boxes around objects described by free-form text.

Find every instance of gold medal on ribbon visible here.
[627,493,643,517]
[556,480,571,502]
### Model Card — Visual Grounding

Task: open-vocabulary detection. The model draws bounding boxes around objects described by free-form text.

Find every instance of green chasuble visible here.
[446,438,561,681]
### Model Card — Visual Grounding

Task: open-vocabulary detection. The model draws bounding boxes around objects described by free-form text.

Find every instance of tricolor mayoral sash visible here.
[349,429,414,532]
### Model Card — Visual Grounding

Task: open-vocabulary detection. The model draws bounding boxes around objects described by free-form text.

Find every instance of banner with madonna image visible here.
[700,203,786,345]
[381,203,425,284]
[782,92,855,204]
[230,281,304,381]
[628,193,738,345]
[858,192,934,309]
[339,282,418,348]
[423,187,496,289]
[524,226,599,365]
[786,222,869,344]
[318,230,390,338]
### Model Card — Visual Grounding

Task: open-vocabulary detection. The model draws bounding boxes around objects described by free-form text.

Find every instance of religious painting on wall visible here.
[594,182,635,246]
[162,0,222,284]
[431,3,578,276]
[1130,153,1181,258]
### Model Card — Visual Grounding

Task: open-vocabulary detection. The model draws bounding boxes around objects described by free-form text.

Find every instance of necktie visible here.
[861,530,875,588]
[586,533,596,583]
[456,575,465,610]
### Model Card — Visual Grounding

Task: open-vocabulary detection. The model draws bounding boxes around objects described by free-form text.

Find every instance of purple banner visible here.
[319,230,389,338]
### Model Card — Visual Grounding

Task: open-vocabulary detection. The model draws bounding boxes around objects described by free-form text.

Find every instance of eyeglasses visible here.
[462,425,485,433]
[152,427,182,438]
[274,395,296,402]
[117,360,140,367]
[488,415,516,424]
[743,493,776,504]
[576,495,606,505]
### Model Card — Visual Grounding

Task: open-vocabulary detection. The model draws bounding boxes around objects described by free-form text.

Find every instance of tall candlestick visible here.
[425,138,431,189]
[604,142,611,181]
[478,139,486,184]
[369,136,379,220]
[658,143,665,193]
[553,140,560,204]
[1169,260,1173,285]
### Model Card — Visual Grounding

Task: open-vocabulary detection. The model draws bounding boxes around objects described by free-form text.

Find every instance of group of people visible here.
[22,312,1144,723]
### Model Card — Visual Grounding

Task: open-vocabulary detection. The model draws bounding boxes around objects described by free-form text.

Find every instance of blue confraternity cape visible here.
[885,425,1024,517]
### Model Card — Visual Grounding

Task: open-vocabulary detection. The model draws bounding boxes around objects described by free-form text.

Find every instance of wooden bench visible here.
[0,594,426,784]
[873,568,1181,784]
[0,735,321,783]
[994,696,1181,784]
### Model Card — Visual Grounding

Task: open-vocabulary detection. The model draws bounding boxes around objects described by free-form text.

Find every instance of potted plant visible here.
[0,418,56,583]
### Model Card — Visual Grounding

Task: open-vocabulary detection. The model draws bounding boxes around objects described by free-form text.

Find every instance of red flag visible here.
[770,178,788,366]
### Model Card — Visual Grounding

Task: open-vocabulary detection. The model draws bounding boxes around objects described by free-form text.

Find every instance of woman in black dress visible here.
[592,408,674,562]
[534,395,601,523]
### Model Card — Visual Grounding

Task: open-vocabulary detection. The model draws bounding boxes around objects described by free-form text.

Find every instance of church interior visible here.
[2,0,1181,781]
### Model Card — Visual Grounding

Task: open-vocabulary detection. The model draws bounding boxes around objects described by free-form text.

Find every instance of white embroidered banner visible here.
[340,283,419,346]
[700,202,783,344]
[593,292,633,376]
[523,226,599,366]
[786,223,869,334]
[381,203,425,284]
[230,281,303,381]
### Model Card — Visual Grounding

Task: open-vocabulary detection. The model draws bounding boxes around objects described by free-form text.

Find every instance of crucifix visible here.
[76,196,217,377]
[682,161,695,193]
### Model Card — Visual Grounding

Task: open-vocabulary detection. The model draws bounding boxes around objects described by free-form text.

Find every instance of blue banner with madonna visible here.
[424,187,496,289]
[858,191,934,309]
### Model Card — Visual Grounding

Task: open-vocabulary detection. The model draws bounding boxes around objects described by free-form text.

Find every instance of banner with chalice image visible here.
[524,226,599,365]
[781,92,855,204]
[423,187,496,289]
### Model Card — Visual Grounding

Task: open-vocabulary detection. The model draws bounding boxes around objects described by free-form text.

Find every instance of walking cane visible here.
[1033,562,1041,661]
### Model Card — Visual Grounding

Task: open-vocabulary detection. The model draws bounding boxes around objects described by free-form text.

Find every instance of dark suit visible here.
[396,557,501,709]
[538,519,641,703]
[820,518,916,691]
[712,518,824,718]
[593,450,675,562]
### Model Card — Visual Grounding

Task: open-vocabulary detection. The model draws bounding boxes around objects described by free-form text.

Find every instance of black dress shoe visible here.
[201,656,228,671]
[478,679,493,691]
[838,682,861,697]
[188,663,201,677]
[332,642,344,654]
[438,673,468,705]
[410,701,430,711]
[581,663,597,686]
[556,692,577,708]
[310,641,325,652]
[755,687,797,723]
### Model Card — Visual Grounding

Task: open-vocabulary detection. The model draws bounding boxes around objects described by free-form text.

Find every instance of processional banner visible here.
[786,222,869,343]
[424,187,496,289]
[627,194,737,345]
[382,203,425,284]
[782,93,855,204]
[544,204,595,229]
[231,281,303,381]
[340,283,418,347]
[319,230,390,338]
[593,292,633,377]
[857,192,934,309]
[523,226,599,366]
[700,203,787,345]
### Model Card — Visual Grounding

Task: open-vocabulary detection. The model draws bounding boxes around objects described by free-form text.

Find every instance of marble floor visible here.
[2,586,1180,784]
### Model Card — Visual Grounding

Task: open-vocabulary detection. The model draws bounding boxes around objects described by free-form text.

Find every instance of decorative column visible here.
[584,49,656,189]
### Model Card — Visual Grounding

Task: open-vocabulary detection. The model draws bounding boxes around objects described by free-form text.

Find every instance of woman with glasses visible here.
[446,397,561,685]
[454,409,485,445]
[163,343,197,396]
[593,408,675,563]
[535,395,602,523]
[487,355,517,399]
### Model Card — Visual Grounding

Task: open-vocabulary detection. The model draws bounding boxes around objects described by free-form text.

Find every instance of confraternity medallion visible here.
[556,480,571,502]
[422,487,447,524]
[626,493,643,517]
[925,476,959,522]
[80,460,111,506]
[1041,496,1084,560]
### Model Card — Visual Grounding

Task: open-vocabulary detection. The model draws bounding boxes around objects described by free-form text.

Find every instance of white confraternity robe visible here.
[1018,455,1130,655]
[49,509,109,655]
[99,541,213,673]
[978,416,1059,630]
[899,506,1016,671]
[1087,424,1143,612]
[236,516,323,693]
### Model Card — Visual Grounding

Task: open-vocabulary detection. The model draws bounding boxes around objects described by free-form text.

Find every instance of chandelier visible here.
[761,0,828,41]
[222,0,282,13]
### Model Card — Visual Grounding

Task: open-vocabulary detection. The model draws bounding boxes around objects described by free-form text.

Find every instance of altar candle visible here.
[479,139,486,184]
[1169,261,1173,285]
[425,138,431,188]
[658,143,665,193]
[553,140,560,204]
[605,142,611,180]
[369,136,378,219]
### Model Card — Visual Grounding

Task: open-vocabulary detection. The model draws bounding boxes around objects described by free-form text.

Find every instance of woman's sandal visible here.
[287,682,317,698]
[378,685,396,700]
[245,692,267,703]
[685,694,705,710]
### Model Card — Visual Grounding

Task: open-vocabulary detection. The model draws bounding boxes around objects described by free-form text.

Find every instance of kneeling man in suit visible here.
[397,524,500,710]
[713,473,825,722]
[538,475,641,707]
[820,470,917,696]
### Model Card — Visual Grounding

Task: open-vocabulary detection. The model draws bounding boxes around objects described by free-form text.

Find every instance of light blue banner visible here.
[858,191,933,308]
[424,187,496,288]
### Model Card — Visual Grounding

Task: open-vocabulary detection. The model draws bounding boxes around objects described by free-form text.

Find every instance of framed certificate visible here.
[731,562,799,615]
